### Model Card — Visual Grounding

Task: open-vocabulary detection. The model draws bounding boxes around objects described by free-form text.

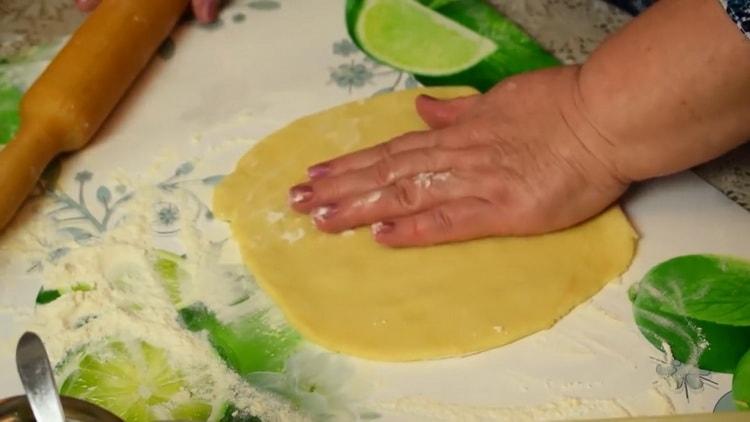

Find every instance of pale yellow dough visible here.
[214,87,637,361]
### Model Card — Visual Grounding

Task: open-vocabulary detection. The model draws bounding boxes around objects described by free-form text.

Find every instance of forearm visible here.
[574,0,750,181]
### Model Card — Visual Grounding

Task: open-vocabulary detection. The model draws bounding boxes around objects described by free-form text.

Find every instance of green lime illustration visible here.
[60,341,212,421]
[346,0,559,91]
[353,0,496,76]
[151,250,300,375]
[152,249,189,305]
[630,254,750,373]
[0,83,22,144]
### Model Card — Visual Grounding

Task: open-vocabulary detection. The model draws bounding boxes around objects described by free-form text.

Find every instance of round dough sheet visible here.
[214,87,637,361]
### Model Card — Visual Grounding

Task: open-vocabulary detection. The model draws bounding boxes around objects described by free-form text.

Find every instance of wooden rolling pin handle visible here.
[0,0,189,232]
[0,125,58,228]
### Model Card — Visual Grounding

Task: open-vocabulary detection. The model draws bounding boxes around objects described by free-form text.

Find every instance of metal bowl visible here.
[0,395,122,422]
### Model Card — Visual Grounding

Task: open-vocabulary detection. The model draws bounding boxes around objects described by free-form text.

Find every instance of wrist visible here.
[571,0,750,182]
[553,65,633,187]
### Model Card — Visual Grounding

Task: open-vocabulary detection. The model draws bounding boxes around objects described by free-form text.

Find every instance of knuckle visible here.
[484,178,509,203]
[486,145,506,168]
[431,208,453,232]
[393,178,420,210]
[315,177,349,203]
[373,159,395,186]
[467,146,504,171]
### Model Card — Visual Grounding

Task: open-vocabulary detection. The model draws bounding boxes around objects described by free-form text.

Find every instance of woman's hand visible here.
[75,0,220,23]
[289,66,630,247]
[290,0,750,248]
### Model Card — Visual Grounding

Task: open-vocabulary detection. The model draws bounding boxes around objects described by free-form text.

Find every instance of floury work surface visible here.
[1,1,748,213]
[0,121,746,421]
[0,141,750,420]
[0,0,748,420]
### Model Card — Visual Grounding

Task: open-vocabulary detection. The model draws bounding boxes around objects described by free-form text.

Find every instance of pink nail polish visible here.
[197,0,218,23]
[289,185,313,203]
[76,0,100,12]
[307,163,331,180]
[371,221,395,235]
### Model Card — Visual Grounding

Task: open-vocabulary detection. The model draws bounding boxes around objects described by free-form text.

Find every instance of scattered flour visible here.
[370,222,388,235]
[3,184,301,421]
[265,210,285,224]
[352,191,382,208]
[290,191,307,204]
[281,228,305,243]
[374,396,632,421]
[413,172,451,189]
[311,206,334,222]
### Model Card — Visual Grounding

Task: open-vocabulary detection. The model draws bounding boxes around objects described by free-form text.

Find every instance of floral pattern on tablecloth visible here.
[14,158,380,420]
[0,0,747,419]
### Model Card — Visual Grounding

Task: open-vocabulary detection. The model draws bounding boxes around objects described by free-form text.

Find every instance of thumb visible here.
[415,94,479,129]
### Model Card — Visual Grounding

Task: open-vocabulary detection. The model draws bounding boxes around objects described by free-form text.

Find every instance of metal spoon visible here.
[15,332,66,422]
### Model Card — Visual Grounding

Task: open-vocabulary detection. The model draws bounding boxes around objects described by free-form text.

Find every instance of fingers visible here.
[75,0,100,12]
[75,0,219,22]
[311,171,466,233]
[192,0,220,23]
[415,94,480,129]
[306,97,480,180]
[307,129,444,180]
[291,147,465,213]
[372,197,501,247]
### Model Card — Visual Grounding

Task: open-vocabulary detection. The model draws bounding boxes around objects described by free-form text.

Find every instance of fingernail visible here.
[197,0,218,23]
[371,221,395,235]
[289,185,313,203]
[420,94,439,102]
[307,163,331,180]
[311,204,337,222]
[76,0,100,12]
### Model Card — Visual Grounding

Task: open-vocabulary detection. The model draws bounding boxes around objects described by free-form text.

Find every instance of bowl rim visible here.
[0,395,123,421]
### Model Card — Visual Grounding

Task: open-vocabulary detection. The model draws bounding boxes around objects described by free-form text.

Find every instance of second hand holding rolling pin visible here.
[0,0,190,231]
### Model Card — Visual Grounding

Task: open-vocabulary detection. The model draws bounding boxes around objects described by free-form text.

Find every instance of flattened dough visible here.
[214,87,637,361]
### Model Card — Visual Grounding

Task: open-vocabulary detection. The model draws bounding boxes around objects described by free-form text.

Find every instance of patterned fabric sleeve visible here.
[721,0,750,39]
[604,0,654,15]
[605,1,750,39]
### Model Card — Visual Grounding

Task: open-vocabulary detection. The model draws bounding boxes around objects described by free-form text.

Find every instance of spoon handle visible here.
[16,332,66,422]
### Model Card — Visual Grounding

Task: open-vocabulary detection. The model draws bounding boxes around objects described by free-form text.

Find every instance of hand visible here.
[75,0,220,23]
[289,66,630,247]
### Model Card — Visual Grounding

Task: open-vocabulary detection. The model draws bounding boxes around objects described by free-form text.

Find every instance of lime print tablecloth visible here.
[0,1,749,421]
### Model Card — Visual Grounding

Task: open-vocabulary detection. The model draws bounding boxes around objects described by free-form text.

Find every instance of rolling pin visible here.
[0,0,189,231]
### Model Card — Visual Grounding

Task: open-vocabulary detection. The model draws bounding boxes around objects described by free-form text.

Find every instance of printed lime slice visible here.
[60,340,212,422]
[354,0,496,76]
[347,0,559,91]
[629,254,750,373]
